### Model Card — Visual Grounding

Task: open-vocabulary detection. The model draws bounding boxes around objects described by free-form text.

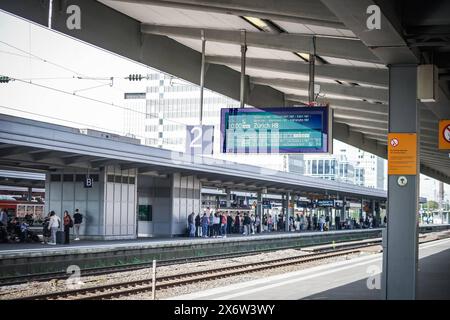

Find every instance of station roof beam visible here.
[141,24,380,63]
[206,56,388,87]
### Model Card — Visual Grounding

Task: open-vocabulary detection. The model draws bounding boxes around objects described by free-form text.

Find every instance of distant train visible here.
[0,195,45,224]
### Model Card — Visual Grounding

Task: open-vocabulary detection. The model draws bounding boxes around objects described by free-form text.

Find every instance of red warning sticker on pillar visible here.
[388,133,417,175]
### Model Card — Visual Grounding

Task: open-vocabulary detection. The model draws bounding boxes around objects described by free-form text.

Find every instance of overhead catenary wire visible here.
[0,40,147,97]
[9,77,190,128]
[0,39,204,127]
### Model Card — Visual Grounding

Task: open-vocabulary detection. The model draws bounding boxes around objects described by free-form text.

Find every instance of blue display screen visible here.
[220,106,331,154]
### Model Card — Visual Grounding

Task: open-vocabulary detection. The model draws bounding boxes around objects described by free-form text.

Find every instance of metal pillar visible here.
[199,29,206,125]
[285,192,292,231]
[257,191,263,233]
[240,29,247,108]
[290,194,295,230]
[27,187,32,202]
[281,193,286,231]
[383,65,419,300]
[371,199,376,227]
[308,36,316,103]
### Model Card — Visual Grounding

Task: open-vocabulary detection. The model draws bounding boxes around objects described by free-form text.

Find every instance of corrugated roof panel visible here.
[99,0,258,30]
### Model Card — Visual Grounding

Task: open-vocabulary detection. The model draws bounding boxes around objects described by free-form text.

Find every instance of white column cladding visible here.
[171,173,202,236]
[100,165,138,239]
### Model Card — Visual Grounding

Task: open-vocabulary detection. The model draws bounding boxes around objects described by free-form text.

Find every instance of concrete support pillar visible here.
[27,187,32,202]
[215,195,220,210]
[371,199,377,227]
[341,196,346,221]
[226,188,231,208]
[360,199,364,220]
[383,65,419,300]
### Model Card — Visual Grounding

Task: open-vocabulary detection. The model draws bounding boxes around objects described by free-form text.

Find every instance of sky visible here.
[0,9,448,201]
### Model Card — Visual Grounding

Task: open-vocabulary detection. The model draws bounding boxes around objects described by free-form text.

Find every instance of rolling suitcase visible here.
[56,231,65,244]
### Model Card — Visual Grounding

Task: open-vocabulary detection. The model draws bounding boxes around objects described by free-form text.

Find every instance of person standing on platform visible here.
[188,212,195,238]
[195,213,201,237]
[227,213,233,235]
[201,212,209,238]
[335,214,341,230]
[255,215,261,233]
[48,211,60,245]
[319,215,325,232]
[208,211,214,237]
[63,211,73,244]
[73,209,83,241]
[0,209,8,240]
[221,212,227,238]
[234,213,240,234]
[42,212,51,244]
[243,213,251,236]
[313,214,318,231]
[250,214,255,235]
[213,212,220,238]
[268,214,273,232]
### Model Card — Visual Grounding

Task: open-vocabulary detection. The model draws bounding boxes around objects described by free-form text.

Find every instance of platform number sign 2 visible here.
[186,125,214,155]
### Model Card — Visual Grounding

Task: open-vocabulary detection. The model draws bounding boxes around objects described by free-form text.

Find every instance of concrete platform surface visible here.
[0,228,380,258]
[168,238,450,300]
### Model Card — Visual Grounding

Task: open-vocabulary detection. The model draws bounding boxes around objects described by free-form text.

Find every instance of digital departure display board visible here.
[220,106,332,154]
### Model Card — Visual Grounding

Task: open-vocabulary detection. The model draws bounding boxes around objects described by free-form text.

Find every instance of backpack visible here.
[69,217,74,228]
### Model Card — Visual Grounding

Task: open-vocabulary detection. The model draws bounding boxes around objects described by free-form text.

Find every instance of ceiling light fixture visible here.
[243,16,269,31]
[295,52,310,62]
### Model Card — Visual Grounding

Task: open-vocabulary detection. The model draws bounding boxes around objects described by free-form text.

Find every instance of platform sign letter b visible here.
[84,177,93,188]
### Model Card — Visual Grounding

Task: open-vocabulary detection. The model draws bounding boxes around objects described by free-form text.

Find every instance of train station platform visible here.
[0,229,381,277]
[169,237,450,300]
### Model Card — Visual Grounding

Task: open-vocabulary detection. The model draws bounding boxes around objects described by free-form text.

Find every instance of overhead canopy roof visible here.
[0,170,45,188]
[1,0,449,183]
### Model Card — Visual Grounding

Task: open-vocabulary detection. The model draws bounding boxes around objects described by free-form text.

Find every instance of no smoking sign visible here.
[390,138,399,147]
[443,125,450,143]
[439,120,450,150]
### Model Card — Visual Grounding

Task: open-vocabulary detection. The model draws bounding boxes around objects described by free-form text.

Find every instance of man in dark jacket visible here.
[188,212,195,237]
[227,214,233,235]
[73,209,83,241]
[234,214,240,234]
[243,213,251,235]
[335,215,341,230]
[195,213,201,237]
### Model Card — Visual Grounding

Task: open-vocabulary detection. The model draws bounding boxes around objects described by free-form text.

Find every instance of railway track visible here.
[6,233,449,300]
[0,239,381,287]
[14,246,368,300]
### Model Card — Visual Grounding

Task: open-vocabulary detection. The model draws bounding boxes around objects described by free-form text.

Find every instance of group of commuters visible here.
[188,208,261,238]
[0,208,84,244]
[187,208,385,238]
[261,212,330,232]
[0,208,39,243]
[42,209,83,245]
